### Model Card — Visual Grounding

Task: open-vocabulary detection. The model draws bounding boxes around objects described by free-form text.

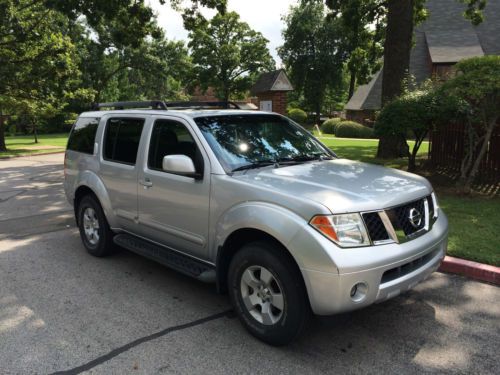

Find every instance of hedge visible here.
[335,121,374,139]
[287,108,307,124]
[320,118,342,134]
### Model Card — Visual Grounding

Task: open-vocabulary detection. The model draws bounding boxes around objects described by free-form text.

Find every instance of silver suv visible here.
[64,101,448,345]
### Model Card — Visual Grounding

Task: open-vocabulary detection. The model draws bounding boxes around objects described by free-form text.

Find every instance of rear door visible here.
[136,116,211,260]
[99,115,147,229]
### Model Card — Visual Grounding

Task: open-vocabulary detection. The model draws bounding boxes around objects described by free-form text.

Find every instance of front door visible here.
[137,117,211,260]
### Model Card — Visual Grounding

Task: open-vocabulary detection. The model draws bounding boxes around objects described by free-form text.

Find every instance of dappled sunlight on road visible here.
[0,154,71,221]
[0,295,46,334]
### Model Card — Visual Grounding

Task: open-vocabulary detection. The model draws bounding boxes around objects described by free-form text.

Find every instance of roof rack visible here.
[165,101,241,110]
[92,101,167,110]
[91,100,242,111]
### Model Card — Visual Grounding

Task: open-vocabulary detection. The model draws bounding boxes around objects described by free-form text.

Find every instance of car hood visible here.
[231,159,432,214]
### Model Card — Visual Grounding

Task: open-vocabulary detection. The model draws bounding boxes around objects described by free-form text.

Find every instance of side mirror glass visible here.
[162,155,198,178]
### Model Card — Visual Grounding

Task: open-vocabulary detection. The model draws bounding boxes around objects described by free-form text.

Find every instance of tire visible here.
[77,194,116,257]
[228,241,310,346]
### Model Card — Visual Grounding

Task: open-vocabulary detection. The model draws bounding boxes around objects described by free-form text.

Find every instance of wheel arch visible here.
[216,228,310,311]
[73,171,116,227]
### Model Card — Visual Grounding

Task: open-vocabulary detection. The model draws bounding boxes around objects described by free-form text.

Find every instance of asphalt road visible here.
[0,153,499,375]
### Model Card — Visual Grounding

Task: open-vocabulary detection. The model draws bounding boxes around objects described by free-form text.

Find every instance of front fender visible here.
[214,201,338,272]
[74,170,117,228]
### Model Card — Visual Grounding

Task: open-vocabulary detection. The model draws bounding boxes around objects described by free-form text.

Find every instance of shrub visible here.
[320,118,342,134]
[335,121,374,139]
[375,88,464,171]
[287,108,307,124]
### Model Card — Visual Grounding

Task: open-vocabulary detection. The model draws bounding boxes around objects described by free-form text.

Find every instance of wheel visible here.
[77,194,116,257]
[228,241,310,346]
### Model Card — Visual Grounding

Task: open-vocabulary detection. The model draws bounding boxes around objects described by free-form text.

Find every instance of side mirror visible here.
[162,155,199,178]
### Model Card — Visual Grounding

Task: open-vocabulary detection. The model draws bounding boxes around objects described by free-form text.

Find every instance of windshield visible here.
[194,114,334,172]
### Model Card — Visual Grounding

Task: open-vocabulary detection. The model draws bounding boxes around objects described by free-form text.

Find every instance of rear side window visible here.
[103,118,144,165]
[67,117,100,154]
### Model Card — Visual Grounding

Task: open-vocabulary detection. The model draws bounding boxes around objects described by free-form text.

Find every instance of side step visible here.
[113,234,216,283]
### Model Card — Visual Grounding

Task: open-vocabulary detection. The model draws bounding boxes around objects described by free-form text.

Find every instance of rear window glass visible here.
[103,118,144,165]
[67,117,100,154]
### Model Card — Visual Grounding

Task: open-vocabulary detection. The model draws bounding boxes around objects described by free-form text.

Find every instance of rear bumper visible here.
[301,213,448,315]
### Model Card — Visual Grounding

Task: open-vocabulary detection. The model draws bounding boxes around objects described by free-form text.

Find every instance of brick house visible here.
[250,69,294,115]
[345,0,500,125]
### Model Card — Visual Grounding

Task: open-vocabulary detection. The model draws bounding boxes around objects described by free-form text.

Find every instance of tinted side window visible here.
[103,118,144,165]
[67,117,100,154]
[148,120,203,173]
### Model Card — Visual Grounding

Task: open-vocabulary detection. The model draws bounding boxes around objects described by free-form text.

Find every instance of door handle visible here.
[139,178,153,188]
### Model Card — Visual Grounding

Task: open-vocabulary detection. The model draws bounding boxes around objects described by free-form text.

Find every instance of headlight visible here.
[309,213,370,248]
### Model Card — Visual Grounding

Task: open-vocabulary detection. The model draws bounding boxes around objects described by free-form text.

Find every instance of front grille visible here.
[388,198,427,236]
[381,249,439,284]
[362,212,390,242]
[362,195,433,245]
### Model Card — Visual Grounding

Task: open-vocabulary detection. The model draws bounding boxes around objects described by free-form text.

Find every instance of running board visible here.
[113,234,216,283]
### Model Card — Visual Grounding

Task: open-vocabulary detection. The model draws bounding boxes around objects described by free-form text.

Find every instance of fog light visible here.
[350,282,368,302]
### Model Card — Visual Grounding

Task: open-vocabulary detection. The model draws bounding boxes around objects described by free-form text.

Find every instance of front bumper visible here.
[300,212,448,315]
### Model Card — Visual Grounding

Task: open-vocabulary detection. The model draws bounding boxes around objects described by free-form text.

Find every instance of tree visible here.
[0,0,226,151]
[441,56,500,193]
[0,0,82,151]
[279,1,345,123]
[375,86,464,171]
[188,12,275,102]
[325,0,385,99]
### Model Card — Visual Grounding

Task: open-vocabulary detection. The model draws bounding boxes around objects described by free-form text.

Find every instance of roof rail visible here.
[92,101,167,110]
[165,101,241,110]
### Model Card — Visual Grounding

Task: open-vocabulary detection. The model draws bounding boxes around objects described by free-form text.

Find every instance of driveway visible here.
[0,154,499,374]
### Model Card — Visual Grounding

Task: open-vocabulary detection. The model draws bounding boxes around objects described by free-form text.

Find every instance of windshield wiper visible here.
[230,160,276,173]
[279,153,333,163]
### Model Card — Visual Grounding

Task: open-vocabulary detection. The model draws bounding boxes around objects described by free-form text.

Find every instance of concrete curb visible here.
[0,150,65,160]
[439,256,500,285]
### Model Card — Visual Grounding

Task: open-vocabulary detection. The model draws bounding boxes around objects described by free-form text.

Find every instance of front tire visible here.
[77,195,115,257]
[228,241,310,346]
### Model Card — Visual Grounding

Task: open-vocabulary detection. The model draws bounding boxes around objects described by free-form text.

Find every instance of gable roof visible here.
[345,0,500,111]
[250,69,293,95]
[344,70,383,111]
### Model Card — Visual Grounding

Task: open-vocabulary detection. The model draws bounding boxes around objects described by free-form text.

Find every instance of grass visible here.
[316,135,429,170]
[1,133,68,158]
[439,194,500,266]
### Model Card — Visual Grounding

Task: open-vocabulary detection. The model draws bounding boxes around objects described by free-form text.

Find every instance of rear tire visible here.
[77,195,116,257]
[228,241,310,346]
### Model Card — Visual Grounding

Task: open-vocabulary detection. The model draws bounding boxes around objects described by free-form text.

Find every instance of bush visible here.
[335,121,374,139]
[287,108,307,124]
[320,118,342,134]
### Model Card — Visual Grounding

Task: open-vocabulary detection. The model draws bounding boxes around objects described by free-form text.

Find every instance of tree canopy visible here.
[0,0,227,150]
[279,1,345,122]
[188,11,275,102]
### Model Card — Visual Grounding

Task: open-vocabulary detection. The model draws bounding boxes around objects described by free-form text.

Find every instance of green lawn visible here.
[316,135,429,170]
[1,133,68,158]
[439,194,500,266]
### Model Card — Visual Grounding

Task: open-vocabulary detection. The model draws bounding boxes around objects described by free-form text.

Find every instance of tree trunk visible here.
[348,69,356,100]
[408,131,426,172]
[0,114,6,152]
[315,101,321,125]
[34,125,38,143]
[377,0,414,159]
